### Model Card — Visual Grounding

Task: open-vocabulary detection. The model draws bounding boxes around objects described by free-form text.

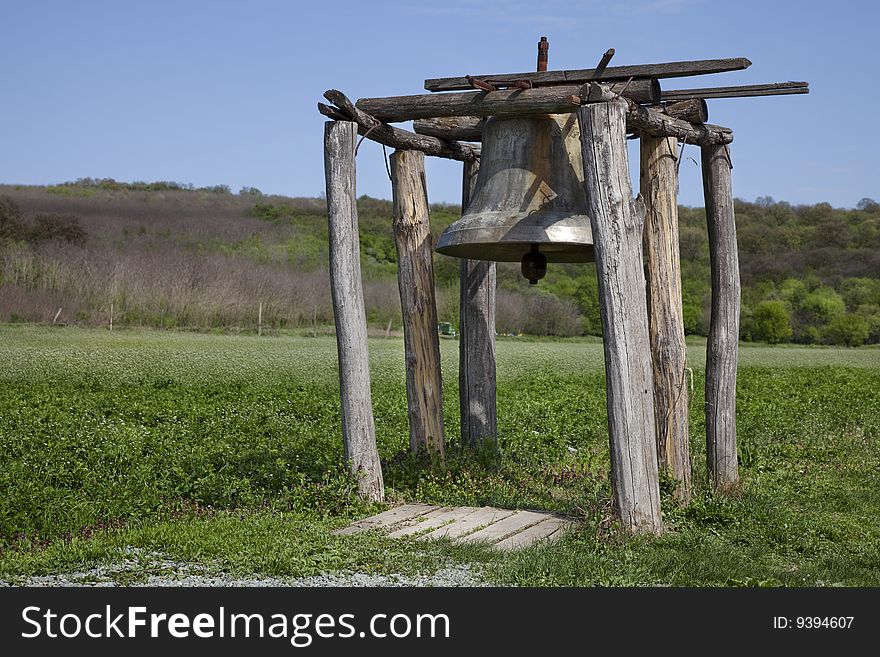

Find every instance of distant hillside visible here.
[1,180,879,345]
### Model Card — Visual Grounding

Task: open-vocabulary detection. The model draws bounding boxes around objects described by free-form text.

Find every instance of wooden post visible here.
[109,303,113,331]
[577,99,662,534]
[323,120,385,502]
[258,301,262,336]
[458,158,497,446]
[641,134,691,503]
[702,142,740,491]
[390,149,446,459]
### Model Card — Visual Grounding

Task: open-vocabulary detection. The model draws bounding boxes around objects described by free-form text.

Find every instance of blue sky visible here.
[1,0,877,207]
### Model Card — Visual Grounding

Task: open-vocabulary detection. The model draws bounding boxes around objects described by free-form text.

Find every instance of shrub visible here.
[753,300,793,344]
[800,287,846,323]
[822,314,870,347]
[28,214,88,245]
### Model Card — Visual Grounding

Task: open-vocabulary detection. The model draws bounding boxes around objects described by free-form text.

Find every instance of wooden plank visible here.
[387,507,479,538]
[419,507,515,541]
[702,143,741,492]
[332,504,441,535]
[355,80,660,123]
[391,150,446,458]
[493,517,572,551]
[662,81,808,100]
[577,100,662,534]
[458,158,497,447]
[641,135,692,503]
[425,57,752,91]
[320,90,480,162]
[324,120,384,502]
[456,510,551,544]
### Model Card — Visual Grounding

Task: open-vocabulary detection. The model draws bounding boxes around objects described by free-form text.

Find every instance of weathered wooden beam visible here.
[702,142,741,493]
[425,57,752,92]
[662,81,808,100]
[641,134,691,504]
[320,91,480,162]
[458,158,497,447]
[412,91,729,145]
[413,116,485,142]
[323,120,384,502]
[577,99,662,535]
[390,149,446,459]
[627,100,732,145]
[413,117,484,142]
[663,98,708,124]
[356,80,660,123]
[592,48,615,79]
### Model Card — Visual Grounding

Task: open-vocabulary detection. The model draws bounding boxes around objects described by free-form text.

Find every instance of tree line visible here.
[1,182,878,345]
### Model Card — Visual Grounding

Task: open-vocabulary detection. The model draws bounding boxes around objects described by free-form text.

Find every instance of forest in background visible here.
[1,179,879,345]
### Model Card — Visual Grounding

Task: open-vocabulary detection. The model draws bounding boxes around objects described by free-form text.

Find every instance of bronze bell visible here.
[435,113,595,283]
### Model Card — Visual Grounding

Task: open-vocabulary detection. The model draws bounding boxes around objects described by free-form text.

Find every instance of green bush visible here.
[801,287,846,323]
[822,314,870,347]
[753,300,793,344]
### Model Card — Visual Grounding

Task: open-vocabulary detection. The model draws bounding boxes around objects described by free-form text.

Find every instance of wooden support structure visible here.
[411,94,730,146]
[702,142,741,492]
[641,134,691,503]
[390,150,447,458]
[323,120,384,502]
[425,57,751,91]
[319,42,805,519]
[458,158,497,446]
[355,80,660,123]
[577,99,662,534]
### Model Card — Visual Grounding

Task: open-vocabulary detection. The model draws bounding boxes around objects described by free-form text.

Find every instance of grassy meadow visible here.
[1,325,878,586]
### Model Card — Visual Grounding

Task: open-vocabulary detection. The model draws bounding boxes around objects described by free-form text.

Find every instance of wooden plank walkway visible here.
[334,504,574,551]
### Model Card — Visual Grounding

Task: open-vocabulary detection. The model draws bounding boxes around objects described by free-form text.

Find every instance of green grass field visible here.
[1,326,878,585]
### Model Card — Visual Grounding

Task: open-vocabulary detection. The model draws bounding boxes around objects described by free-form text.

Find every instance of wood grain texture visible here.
[641,135,692,503]
[577,100,662,534]
[332,504,441,535]
[323,121,385,502]
[492,517,572,551]
[663,98,708,124]
[320,90,480,162]
[702,143,741,492]
[387,507,477,538]
[356,80,659,123]
[419,507,515,540]
[425,57,752,91]
[413,116,484,142]
[458,158,498,446]
[662,81,808,100]
[391,150,446,458]
[456,510,549,544]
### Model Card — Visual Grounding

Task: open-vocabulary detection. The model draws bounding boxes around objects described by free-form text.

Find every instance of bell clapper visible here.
[521,243,548,285]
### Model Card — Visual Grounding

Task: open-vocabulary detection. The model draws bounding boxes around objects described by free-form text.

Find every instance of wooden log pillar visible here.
[641,135,692,503]
[323,120,384,502]
[701,142,741,491]
[390,150,446,458]
[458,158,497,446]
[577,100,662,534]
